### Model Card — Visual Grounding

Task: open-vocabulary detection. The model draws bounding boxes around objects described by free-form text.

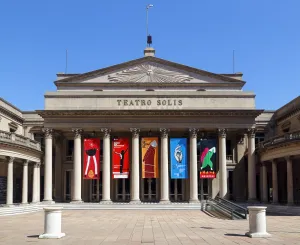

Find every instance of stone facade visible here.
[0,50,299,206]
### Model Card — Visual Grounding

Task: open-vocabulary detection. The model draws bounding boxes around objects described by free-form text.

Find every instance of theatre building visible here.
[0,47,299,206]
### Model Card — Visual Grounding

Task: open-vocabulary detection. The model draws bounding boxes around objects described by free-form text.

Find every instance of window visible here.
[255,133,265,146]
[226,140,232,156]
[67,140,74,156]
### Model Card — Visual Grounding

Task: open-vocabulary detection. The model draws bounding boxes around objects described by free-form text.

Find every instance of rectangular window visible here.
[67,140,74,156]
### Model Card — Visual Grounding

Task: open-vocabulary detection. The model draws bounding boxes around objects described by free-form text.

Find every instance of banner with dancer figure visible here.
[141,137,159,178]
[83,138,100,179]
[170,138,188,179]
[112,138,129,179]
[198,139,217,179]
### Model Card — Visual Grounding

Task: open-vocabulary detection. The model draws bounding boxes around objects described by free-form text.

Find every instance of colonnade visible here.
[4,157,41,206]
[261,156,295,204]
[42,127,240,203]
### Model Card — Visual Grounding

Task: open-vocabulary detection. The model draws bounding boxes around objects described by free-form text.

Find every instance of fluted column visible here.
[286,156,294,205]
[32,162,40,203]
[6,157,14,206]
[262,163,268,203]
[247,128,256,201]
[160,128,170,203]
[271,160,278,204]
[42,128,54,203]
[189,128,199,203]
[130,128,140,203]
[101,128,111,203]
[218,129,227,198]
[22,160,29,204]
[71,129,83,203]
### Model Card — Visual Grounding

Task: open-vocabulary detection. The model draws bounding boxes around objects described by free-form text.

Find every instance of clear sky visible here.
[0,0,299,111]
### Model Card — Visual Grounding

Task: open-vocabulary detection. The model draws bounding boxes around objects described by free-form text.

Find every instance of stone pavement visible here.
[0,210,299,244]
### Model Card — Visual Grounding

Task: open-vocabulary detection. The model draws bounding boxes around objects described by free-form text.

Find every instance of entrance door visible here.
[170,179,184,202]
[114,178,130,202]
[64,170,73,202]
[90,172,102,202]
[142,178,158,202]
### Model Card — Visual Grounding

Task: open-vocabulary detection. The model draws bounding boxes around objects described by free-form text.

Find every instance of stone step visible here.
[0,205,42,216]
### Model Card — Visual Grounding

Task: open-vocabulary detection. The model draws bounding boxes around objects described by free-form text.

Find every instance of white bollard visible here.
[245,206,271,238]
[39,207,65,239]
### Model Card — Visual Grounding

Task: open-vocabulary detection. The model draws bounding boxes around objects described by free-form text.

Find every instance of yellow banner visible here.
[141,137,159,178]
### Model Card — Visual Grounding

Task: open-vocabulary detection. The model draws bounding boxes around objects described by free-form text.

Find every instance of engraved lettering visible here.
[117,100,122,106]
[178,100,182,106]
[157,100,161,106]
[135,100,140,106]
[162,100,167,106]
[124,100,128,106]
[129,100,134,106]
[141,100,146,106]
[147,100,151,106]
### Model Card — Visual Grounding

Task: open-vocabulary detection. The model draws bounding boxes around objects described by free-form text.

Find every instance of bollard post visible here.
[245,206,271,238]
[39,207,65,239]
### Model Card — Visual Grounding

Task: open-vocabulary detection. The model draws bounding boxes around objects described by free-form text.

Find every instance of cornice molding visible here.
[0,106,23,124]
[37,109,263,118]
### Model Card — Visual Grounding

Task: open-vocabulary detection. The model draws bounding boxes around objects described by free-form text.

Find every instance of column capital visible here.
[101,128,111,138]
[189,128,198,138]
[42,128,53,139]
[23,159,29,166]
[6,157,15,164]
[159,128,169,138]
[34,162,41,168]
[130,128,140,138]
[285,156,293,162]
[72,128,83,139]
[247,128,256,138]
[218,128,227,138]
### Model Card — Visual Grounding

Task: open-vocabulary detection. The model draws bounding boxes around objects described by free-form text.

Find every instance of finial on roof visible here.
[144,47,155,57]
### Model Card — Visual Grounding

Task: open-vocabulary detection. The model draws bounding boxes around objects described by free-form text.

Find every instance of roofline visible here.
[0,97,22,113]
[54,56,246,86]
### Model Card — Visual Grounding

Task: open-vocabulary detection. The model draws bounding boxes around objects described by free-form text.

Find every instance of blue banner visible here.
[170,138,188,179]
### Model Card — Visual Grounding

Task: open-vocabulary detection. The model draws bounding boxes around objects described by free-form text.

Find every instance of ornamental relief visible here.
[108,63,193,83]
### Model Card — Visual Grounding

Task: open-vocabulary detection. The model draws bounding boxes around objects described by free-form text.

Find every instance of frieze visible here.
[38,110,263,118]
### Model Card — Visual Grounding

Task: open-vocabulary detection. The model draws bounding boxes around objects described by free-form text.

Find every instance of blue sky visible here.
[0,0,299,111]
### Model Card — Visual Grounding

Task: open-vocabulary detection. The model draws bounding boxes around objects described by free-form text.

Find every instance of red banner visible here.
[141,137,159,178]
[83,138,100,179]
[112,138,129,179]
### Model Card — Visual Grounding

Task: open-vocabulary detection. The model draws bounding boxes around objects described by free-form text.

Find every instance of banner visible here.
[83,138,100,179]
[112,138,129,179]
[141,137,159,178]
[170,138,188,179]
[198,139,217,179]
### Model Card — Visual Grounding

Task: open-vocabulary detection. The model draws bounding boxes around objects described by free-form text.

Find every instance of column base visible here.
[70,200,83,204]
[5,204,14,207]
[42,200,55,204]
[189,199,200,204]
[245,231,271,238]
[39,233,65,239]
[21,203,29,205]
[159,200,171,204]
[129,200,141,204]
[100,200,112,204]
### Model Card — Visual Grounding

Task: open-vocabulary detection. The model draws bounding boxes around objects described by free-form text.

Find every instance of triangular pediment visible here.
[55,57,245,89]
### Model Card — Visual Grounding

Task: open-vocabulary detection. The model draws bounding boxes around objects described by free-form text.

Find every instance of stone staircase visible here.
[0,204,43,216]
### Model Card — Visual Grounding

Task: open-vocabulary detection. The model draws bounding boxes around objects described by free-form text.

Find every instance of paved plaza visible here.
[0,210,299,245]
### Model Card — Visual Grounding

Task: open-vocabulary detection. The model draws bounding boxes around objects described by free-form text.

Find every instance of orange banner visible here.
[141,137,159,178]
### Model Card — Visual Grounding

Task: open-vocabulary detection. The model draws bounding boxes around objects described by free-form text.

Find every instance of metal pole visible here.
[146,8,149,38]
[201,178,204,202]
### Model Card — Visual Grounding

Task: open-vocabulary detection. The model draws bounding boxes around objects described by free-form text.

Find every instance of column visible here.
[262,163,268,203]
[6,157,14,206]
[22,160,29,204]
[101,128,111,203]
[247,128,256,201]
[218,128,227,198]
[42,128,54,203]
[189,128,199,203]
[71,129,83,203]
[286,156,294,205]
[37,163,41,202]
[54,135,62,202]
[32,162,39,203]
[160,128,170,203]
[130,128,140,203]
[272,160,278,204]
